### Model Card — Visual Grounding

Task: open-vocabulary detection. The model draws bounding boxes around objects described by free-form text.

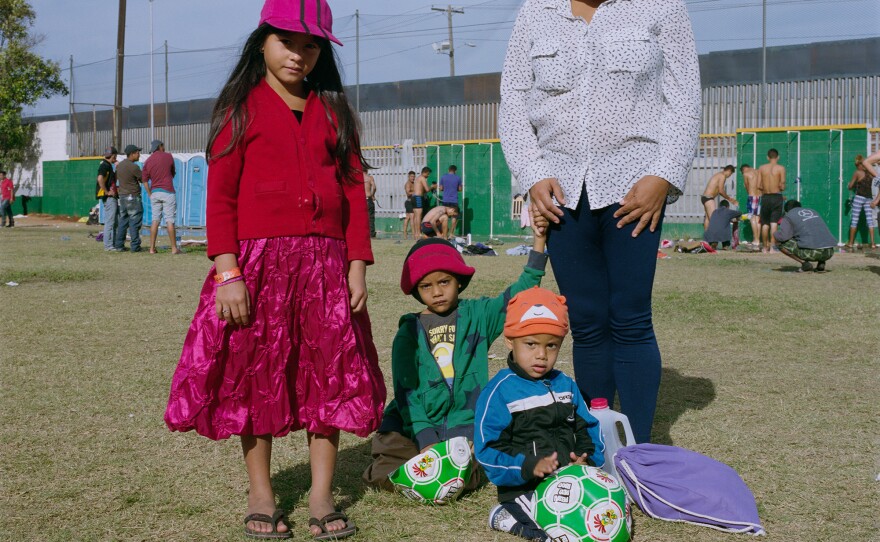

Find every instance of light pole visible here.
[149,0,155,142]
[760,0,766,127]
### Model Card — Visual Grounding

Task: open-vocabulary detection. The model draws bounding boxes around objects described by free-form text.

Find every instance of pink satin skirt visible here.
[164,236,386,440]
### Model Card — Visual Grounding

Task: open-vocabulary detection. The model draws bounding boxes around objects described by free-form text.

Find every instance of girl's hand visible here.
[570,452,589,465]
[614,175,670,237]
[533,452,559,479]
[216,280,251,326]
[348,260,368,314]
[529,178,566,224]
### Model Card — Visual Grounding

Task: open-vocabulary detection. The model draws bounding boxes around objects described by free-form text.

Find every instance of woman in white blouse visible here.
[500,0,701,445]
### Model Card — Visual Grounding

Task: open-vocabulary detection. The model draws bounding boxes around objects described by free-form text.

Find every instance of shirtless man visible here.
[403,171,416,239]
[757,149,787,253]
[741,164,762,246]
[364,170,377,238]
[701,165,737,231]
[861,149,880,208]
[420,204,457,239]
[412,166,431,235]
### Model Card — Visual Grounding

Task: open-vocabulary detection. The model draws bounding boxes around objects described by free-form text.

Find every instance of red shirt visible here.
[207,80,373,263]
[143,150,176,193]
[0,178,13,201]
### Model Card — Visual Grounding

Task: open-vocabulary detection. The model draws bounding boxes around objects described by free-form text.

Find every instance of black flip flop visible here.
[308,511,357,540]
[243,510,292,540]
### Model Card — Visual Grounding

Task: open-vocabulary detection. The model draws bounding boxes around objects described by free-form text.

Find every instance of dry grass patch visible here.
[1,226,878,541]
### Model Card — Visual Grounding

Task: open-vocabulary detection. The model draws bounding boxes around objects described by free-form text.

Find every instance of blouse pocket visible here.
[531,41,573,94]
[602,29,661,73]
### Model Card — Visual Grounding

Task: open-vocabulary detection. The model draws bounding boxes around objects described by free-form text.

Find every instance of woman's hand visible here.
[529,178,567,224]
[216,280,250,326]
[614,175,670,237]
[348,260,368,314]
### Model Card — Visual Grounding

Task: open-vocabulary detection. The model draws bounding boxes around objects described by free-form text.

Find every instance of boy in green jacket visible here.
[363,224,548,494]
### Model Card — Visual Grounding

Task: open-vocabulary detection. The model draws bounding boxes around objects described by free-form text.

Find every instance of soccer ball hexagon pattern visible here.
[388,436,473,505]
[534,465,632,542]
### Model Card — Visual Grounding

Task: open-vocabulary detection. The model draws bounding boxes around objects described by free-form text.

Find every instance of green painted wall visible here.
[736,127,868,244]
[43,159,102,217]
[10,197,42,215]
[426,142,534,239]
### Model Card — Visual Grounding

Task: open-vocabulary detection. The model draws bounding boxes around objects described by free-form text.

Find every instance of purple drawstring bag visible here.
[614,444,766,536]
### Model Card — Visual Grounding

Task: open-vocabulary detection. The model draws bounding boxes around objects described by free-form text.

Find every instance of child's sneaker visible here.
[489,504,518,533]
[815,261,826,273]
[797,261,814,273]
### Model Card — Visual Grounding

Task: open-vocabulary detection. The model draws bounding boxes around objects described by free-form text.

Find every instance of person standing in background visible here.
[741,164,762,247]
[0,170,14,228]
[439,165,462,239]
[403,171,416,239]
[143,140,182,254]
[757,149,786,253]
[114,144,148,253]
[96,147,119,250]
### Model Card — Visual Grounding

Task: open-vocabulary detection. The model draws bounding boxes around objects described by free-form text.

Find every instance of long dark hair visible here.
[206,24,369,183]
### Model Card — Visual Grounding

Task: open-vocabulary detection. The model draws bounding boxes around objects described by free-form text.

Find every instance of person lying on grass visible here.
[363,215,549,498]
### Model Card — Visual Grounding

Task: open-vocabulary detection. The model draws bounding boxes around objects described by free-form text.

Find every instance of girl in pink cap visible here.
[164,0,384,539]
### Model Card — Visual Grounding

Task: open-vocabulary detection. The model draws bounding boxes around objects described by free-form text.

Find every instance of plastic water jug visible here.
[589,398,635,479]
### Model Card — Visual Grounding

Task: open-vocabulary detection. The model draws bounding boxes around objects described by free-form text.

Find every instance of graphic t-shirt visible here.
[420,311,457,389]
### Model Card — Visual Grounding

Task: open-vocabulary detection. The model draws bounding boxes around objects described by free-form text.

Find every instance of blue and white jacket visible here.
[475,355,605,501]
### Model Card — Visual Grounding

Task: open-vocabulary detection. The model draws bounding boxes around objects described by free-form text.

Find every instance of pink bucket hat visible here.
[259,0,343,46]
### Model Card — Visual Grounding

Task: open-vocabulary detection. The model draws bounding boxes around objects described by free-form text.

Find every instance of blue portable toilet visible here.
[185,156,208,226]
[172,157,185,226]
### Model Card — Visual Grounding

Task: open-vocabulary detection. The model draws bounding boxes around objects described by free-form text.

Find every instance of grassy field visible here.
[1,221,878,541]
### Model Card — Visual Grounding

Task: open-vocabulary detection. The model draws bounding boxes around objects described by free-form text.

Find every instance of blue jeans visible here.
[547,189,664,443]
[115,195,143,250]
[102,197,118,249]
[1,199,13,227]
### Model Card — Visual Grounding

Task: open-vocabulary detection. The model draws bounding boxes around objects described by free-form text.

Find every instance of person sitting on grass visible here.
[419,204,457,239]
[475,287,605,541]
[362,216,549,495]
[774,200,837,273]
[704,199,741,250]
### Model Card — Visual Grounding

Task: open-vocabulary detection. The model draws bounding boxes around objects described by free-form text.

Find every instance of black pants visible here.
[367,198,376,238]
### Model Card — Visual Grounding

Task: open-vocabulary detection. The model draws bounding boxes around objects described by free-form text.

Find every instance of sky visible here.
[23,0,880,118]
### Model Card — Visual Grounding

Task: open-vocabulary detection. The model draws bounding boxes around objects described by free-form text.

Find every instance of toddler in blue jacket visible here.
[475,287,604,540]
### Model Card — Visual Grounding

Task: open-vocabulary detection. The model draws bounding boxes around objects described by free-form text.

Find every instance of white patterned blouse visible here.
[499,0,702,211]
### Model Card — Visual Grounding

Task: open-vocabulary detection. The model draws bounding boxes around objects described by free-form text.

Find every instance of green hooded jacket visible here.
[381,251,548,449]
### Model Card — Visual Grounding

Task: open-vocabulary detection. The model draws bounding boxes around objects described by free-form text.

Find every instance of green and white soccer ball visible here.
[534,465,631,542]
[388,436,473,505]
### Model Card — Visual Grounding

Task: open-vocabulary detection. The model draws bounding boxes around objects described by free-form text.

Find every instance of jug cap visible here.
[590,398,609,409]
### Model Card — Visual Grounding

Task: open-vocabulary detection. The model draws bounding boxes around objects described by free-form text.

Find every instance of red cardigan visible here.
[206,79,373,263]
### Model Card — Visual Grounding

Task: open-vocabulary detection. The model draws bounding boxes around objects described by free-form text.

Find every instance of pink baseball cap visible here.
[259,0,343,46]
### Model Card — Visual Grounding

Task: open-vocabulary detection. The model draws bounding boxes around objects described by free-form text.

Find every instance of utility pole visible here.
[164,40,169,147]
[114,0,127,150]
[355,9,360,113]
[432,5,464,77]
